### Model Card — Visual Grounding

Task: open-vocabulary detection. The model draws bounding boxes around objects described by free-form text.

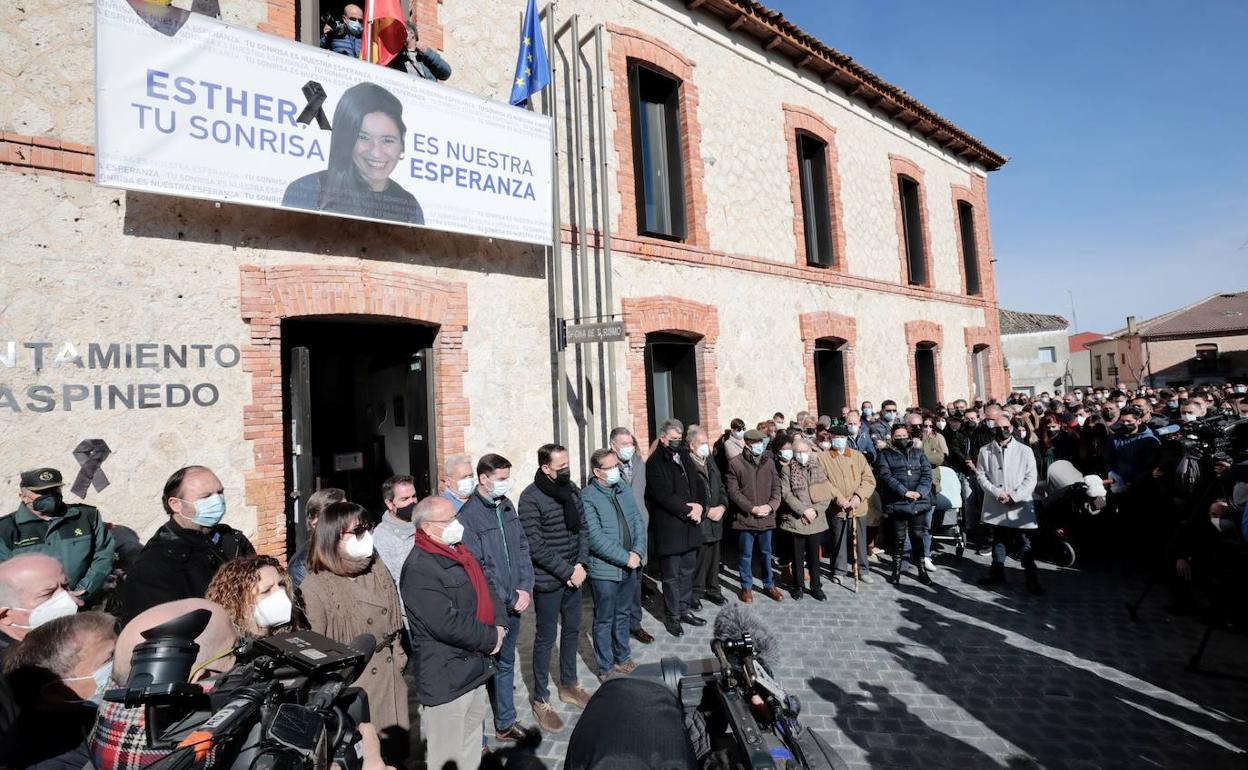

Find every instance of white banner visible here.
[95,0,553,246]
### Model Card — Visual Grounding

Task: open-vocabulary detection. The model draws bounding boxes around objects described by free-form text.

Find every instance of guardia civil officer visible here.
[0,468,115,605]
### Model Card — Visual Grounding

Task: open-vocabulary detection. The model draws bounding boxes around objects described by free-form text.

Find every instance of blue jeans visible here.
[738,529,774,590]
[589,571,636,675]
[531,585,582,702]
[486,612,521,731]
[992,527,1035,571]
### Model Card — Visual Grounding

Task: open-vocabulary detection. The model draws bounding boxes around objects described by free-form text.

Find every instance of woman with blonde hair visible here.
[206,554,297,637]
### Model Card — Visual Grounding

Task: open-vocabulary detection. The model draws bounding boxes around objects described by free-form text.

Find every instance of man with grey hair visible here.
[645,419,706,637]
[608,427,653,644]
[441,454,476,513]
[0,553,77,655]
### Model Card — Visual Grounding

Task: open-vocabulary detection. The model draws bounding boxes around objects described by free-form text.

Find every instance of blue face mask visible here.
[62,660,113,706]
[182,493,226,527]
[750,442,766,457]
[779,449,794,462]
[830,437,848,452]
[344,19,363,36]
[602,467,621,486]
[861,408,873,418]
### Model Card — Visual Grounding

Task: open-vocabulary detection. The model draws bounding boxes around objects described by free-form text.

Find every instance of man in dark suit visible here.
[645,419,707,637]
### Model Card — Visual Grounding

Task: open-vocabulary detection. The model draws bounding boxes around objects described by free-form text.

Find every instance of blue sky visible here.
[768,0,1248,333]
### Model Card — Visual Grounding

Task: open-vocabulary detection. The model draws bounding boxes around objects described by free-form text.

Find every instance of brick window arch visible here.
[238,264,468,556]
[621,296,719,449]
[608,24,709,248]
[951,181,994,298]
[905,320,944,408]
[890,155,933,289]
[783,105,847,272]
[800,311,858,414]
[964,325,1008,401]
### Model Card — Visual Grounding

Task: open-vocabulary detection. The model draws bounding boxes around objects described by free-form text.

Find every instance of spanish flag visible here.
[361,0,406,66]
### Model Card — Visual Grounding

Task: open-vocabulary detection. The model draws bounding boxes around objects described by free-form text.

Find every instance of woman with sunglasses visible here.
[300,501,409,764]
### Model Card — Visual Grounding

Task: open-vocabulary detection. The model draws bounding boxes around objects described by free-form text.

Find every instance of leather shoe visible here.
[630,627,654,644]
[789,587,803,600]
[532,700,564,733]
[762,586,785,602]
[703,593,727,606]
[663,617,684,637]
[690,599,704,611]
[680,611,706,627]
[810,588,828,601]
[495,723,530,743]
[740,588,753,603]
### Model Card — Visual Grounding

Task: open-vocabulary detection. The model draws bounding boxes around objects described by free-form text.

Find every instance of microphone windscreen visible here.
[711,604,779,671]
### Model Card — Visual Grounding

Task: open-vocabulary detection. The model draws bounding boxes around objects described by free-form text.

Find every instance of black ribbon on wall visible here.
[297,81,332,130]
[71,439,112,498]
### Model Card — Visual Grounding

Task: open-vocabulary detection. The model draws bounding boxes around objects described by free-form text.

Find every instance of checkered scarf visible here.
[89,698,221,770]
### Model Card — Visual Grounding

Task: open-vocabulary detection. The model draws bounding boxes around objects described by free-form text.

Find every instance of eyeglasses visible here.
[341,522,376,538]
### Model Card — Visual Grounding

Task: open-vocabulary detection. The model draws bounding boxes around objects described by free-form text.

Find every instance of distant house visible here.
[1087,291,1248,389]
[1067,331,1105,390]
[998,310,1071,396]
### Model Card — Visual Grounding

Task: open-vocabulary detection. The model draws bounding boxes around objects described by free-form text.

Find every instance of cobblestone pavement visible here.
[419,548,1248,769]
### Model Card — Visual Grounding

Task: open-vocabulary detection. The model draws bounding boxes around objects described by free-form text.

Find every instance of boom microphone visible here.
[711,604,779,671]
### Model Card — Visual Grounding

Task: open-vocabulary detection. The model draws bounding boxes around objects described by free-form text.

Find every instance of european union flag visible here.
[509,0,550,107]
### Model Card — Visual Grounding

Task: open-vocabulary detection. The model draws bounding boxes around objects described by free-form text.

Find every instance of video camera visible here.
[635,605,846,770]
[104,609,373,770]
[1177,413,1248,466]
[321,12,345,39]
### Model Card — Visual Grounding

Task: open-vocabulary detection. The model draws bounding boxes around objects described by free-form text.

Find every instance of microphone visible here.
[711,604,779,672]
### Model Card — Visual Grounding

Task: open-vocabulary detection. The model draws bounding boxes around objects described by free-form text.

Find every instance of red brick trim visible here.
[889,154,934,290]
[799,311,858,414]
[607,24,709,248]
[620,296,720,450]
[964,325,1000,401]
[905,319,945,407]
[782,104,847,272]
[238,264,468,556]
[411,0,446,52]
[0,132,95,180]
[950,182,994,299]
[258,0,296,38]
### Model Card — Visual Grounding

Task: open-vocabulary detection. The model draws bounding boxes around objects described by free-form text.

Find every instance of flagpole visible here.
[362,0,374,61]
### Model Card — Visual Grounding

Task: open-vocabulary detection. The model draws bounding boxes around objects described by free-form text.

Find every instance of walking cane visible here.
[848,508,860,593]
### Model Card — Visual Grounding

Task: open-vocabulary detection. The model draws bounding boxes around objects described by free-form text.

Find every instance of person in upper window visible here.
[282,83,424,226]
[392,21,452,81]
[321,4,364,57]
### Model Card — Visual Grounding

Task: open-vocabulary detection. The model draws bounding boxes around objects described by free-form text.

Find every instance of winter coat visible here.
[779,459,831,536]
[518,480,589,593]
[726,451,781,532]
[976,438,1038,529]
[120,519,254,625]
[690,454,728,543]
[920,434,949,494]
[815,448,877,520]
[302,561,409,738]
[874,444,933,518]
[400,545,502,707]
[618,454,648,563]
[459,491,535,611]
[850,428,878,463]
[645,444,707,556]
[1104,426,1162,490]
[582,480,647,582]
[0,502,115,602]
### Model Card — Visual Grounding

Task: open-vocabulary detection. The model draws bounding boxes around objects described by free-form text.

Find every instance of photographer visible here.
[321,4,364,58]
[392,22,452,81]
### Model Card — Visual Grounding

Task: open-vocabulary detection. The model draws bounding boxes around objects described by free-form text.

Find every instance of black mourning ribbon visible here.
[71,439,112,498]
[297,81,332,130]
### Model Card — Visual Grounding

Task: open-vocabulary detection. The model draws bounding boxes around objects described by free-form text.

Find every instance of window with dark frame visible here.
[898,175,927,285]
[796,132,834,267]
[957,200,981,295]
[628,64,687,240]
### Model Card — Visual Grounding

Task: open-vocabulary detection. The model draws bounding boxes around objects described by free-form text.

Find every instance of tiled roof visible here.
[686,0,1007,171]
[998,309,1069,336]
[1068,331,1104,353]
[1110,291,1248,339]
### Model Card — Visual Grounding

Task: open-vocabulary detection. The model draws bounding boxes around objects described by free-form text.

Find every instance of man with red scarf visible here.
[401,496,505,770]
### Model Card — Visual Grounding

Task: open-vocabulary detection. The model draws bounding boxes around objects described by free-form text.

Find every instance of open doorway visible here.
[914,343,939,410]
[813,339,848,417]
[282,316,438,555]
[645,332,701,442]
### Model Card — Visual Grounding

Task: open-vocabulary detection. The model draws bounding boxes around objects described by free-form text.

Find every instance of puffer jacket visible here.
[727,450,781,532]
[518,478,589,593]
[779,459,831,535]
[874,443,932,517]
[582,480,647,582]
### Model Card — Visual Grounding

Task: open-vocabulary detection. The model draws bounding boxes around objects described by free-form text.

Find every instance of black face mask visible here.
[891,438,910,450]
[395,502,416,522]
[1117,423,1137,434]
[993,426,1011,442]
[667,439,684,452]
[555,467,572,485]
[31,492,63,516]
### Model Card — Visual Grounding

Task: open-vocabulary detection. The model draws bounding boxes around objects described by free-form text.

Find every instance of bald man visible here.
[0,553,78,655]
[322,3,365,57]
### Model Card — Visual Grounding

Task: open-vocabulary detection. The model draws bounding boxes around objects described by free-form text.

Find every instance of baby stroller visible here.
[930,465,967,559]
[1033,460,1107,568]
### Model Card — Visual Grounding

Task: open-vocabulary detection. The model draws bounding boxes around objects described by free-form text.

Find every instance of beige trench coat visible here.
[301,561,410,748]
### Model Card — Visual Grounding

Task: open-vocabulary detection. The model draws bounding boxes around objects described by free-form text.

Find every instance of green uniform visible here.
[0,502,116,601]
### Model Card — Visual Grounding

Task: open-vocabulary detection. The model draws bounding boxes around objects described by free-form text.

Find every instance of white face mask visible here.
[936,420,946,431]
[252,590,293,629]
[796,451,810,465]
[14,589,78,630]
[819,441,832,451]
[489,478,513,499]
[62,660,113,706]
[732,430,744,440]
[696,443,710,458]
[455,477,475,499]
[1211,517,1234,534]
[343,530,374,559]
[441,518,465,545]
[774,421,786,431]
[616,445,636,462]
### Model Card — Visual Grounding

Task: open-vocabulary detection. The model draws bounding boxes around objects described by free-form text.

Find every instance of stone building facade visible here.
[0,0,1008,554]
[998,310,1070,396]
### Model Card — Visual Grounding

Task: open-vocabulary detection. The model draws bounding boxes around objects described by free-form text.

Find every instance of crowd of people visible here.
[0,381,1244,769]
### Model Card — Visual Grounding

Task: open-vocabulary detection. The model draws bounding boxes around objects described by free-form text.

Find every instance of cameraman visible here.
[1167,499,1246,619]
[321,4,364,58]
[87,599,393,770]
